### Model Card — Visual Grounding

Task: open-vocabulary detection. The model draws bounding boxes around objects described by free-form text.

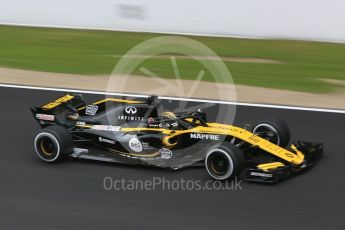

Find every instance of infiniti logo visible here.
[125,106,137,114]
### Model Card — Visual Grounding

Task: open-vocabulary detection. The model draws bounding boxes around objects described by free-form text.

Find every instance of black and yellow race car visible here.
[31,94,323,183]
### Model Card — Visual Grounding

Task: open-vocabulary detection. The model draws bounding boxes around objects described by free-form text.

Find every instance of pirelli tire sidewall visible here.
[34,125,73,163]
[205,143,245,181]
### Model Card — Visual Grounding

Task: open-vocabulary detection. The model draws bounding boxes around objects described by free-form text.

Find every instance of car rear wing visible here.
[34,94,85,114]
[31,93,85,127]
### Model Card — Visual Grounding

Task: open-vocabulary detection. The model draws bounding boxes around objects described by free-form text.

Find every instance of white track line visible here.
[1,83,345,114]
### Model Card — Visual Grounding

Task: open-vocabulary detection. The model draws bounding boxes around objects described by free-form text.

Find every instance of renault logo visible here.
[125,106,137,114]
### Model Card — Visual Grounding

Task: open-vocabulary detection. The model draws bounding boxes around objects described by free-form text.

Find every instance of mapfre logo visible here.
[125,106,137,114]
[190,133,220,141]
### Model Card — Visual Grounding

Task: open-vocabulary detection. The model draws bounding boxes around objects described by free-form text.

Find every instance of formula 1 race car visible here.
[31,94,323,183]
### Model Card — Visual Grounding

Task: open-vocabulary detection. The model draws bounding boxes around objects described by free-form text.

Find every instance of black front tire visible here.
[205,143,245,181]
[252,118,290,147]
[34,125,73,163]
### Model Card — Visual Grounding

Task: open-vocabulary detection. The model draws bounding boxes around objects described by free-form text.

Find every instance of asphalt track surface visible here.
[0,86,344,230]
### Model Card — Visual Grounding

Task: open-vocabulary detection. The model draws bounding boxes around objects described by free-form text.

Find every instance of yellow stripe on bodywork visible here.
[41,94,74,109]
[78,122,305,165]
[257,162,285,171]
[108,148,161,158]
[200,123,304,165]
[76,124,93,128]
[120,124,304,165]
[128,151,161,157]
[78,98,143,111]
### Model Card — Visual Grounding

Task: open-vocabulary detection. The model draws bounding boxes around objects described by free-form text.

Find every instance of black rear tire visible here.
[205,143,245,181]
[34,125,73,163]
[252,117,290,147]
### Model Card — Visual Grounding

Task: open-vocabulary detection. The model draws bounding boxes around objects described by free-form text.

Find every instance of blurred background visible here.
[1,0,345,41]
[0,0,345,108]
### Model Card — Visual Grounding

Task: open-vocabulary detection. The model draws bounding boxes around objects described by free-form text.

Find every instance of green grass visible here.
[1,25,345,93]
